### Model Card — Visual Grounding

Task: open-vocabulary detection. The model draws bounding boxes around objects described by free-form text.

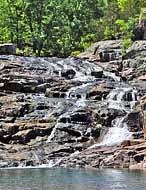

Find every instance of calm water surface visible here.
[0,168,146,190]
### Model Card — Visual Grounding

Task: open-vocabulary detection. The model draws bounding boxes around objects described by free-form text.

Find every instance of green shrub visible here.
[71,50,81,56]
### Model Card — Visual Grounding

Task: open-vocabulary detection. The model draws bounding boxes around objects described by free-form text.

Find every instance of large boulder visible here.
[79,40,122,62]
[123,41,146,80]
[126,112,143,133]
[133,19,146,40]
[78,40,123,73]
[0,44,16,55]
[124,41,146,59]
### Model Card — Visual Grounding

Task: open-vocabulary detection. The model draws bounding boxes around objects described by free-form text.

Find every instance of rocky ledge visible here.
[0,40,145,169]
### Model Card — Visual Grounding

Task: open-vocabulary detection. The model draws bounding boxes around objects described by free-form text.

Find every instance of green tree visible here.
[0,0,145,56]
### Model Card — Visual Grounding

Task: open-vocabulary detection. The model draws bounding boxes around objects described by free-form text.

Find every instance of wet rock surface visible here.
[0,40,145,169]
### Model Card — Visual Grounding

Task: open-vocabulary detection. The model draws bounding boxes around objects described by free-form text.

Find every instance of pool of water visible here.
[0,168,146,190]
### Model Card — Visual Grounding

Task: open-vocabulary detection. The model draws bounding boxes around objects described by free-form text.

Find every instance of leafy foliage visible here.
[0,0,145,56]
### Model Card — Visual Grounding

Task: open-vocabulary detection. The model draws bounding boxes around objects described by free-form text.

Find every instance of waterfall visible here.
[103,71,121,82]
[42,56,139,149]
[47,122,59,143]
[89,86,138,148]
[66,83,92,99]
[66,83,92,108]
[107,87,138,111]
[89,116,132,148]
[99,116,131,146]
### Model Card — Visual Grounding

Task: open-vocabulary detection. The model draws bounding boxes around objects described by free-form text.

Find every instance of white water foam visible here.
[103,71,121,82]
[3,162,57,170]
[89,116,132,148]
[107,87,138,111]
[98,126,131,146]
[47,122,59,143]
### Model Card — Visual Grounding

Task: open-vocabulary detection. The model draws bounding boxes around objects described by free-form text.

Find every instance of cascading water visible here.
[107,87,138,111]
[47,122,58,143]
[0,52,143,170]
[89,115,132,148]
[103,71,121,82]
[66,83,92,108]
[98,116,132,146]
[3,55,138,149]
[89,85,138,148]
[43,56,138,148]
[99,86,138,146]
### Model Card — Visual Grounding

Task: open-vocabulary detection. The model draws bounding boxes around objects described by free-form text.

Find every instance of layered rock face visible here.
[0,40,145,169]
[123,41,146,81]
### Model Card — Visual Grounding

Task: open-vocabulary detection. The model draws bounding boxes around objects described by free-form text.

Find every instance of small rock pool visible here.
[0,168,146,190]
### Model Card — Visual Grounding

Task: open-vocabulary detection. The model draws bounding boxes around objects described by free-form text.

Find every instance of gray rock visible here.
[86,40,122,62]
[0,44,16,55]
[123,41,146,79]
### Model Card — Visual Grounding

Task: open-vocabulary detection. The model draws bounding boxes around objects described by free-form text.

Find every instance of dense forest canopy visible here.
[0,0,146,57]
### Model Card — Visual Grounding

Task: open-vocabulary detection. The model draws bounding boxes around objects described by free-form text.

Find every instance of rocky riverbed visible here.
[0,40,145,169]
